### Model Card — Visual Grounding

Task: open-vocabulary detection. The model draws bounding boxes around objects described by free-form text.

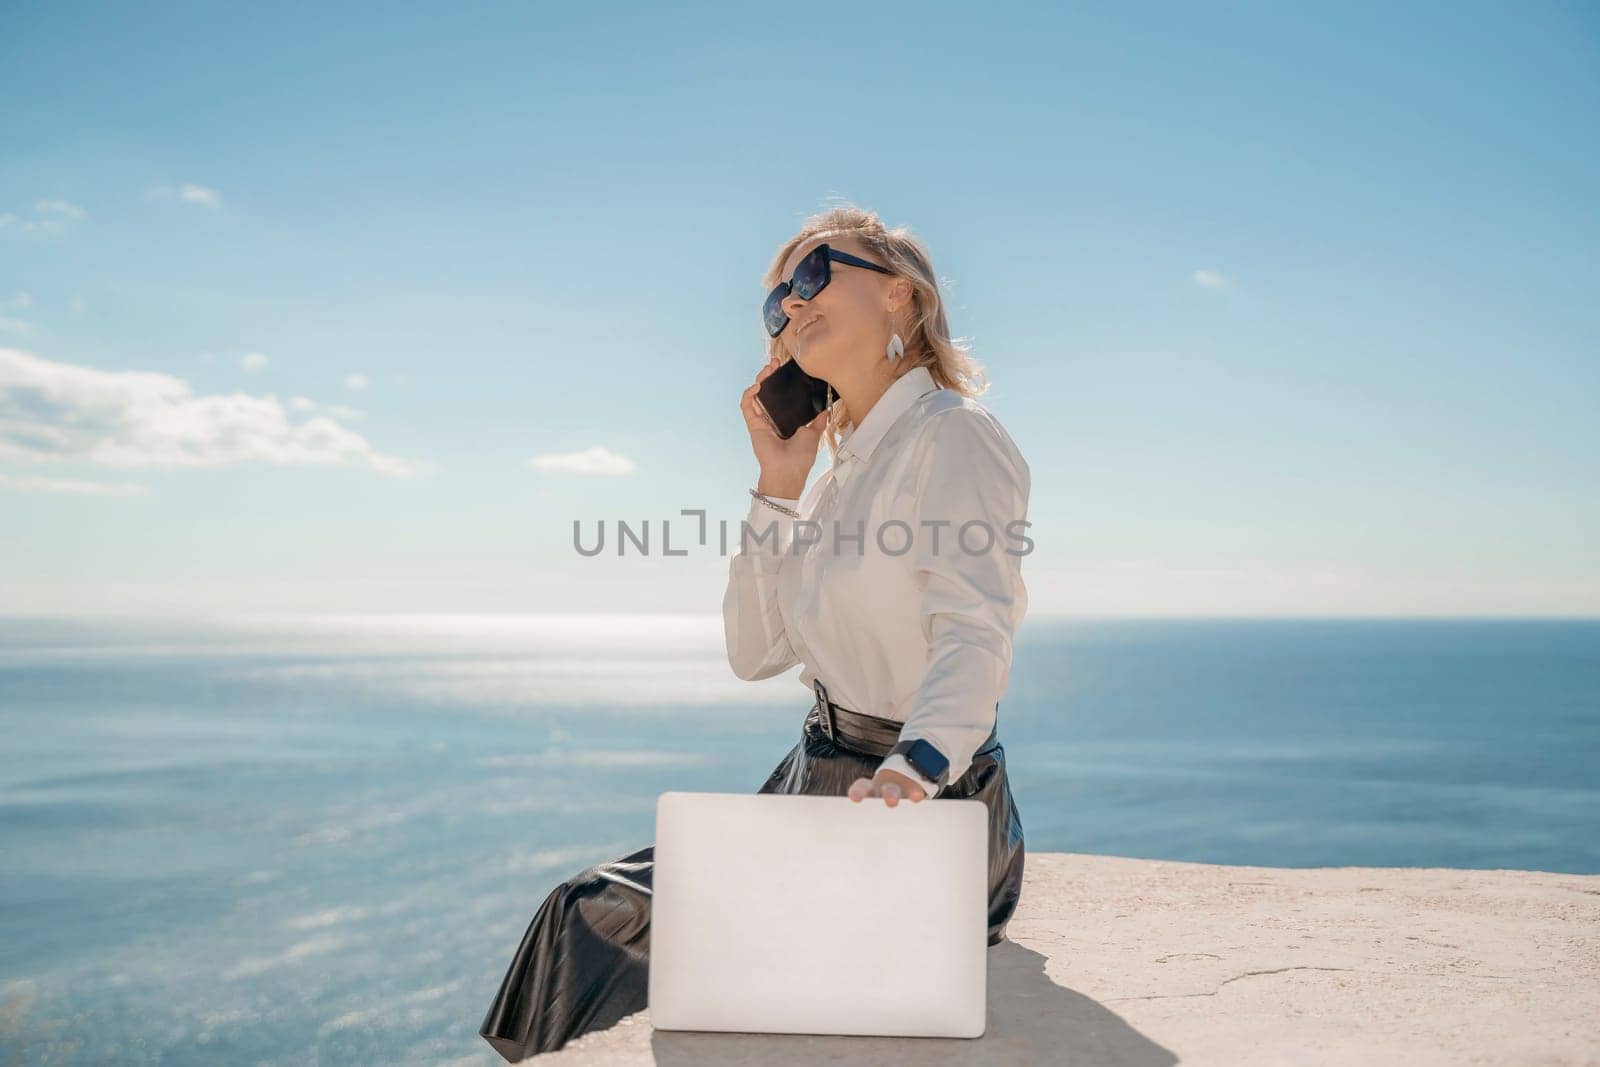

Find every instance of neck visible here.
[833,358,908,433]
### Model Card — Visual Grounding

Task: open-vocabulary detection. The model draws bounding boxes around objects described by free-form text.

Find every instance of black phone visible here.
[756,358,831,439]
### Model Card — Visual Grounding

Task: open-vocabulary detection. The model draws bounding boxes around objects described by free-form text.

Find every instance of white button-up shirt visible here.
[723,363,1031,797]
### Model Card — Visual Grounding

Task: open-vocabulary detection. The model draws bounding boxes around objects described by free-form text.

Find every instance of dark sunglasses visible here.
[763,243,893,338]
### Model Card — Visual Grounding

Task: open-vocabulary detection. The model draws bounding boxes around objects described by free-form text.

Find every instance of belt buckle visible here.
[813,679,835,741]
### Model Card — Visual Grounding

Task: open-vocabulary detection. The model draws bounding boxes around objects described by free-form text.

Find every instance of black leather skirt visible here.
[478,696,1026,1063]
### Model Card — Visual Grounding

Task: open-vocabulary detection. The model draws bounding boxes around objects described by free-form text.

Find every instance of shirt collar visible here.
[837,364,938,465]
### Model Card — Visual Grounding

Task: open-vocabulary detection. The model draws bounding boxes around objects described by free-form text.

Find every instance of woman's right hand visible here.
[741,352,828,499]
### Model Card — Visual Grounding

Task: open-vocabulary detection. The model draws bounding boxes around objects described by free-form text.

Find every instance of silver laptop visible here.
[648,790,990,1039]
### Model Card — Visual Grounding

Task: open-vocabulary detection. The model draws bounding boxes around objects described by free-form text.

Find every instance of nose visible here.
[781,289,811,318]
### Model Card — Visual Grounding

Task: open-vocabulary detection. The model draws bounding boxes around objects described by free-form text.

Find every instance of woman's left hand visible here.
[848,769,927,806]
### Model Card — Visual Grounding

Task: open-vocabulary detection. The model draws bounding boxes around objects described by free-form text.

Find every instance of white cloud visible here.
[148,183,223,209]
[0,472,145,496]
[290,395,364,420]
[3,292,33,311]
[179,183,222,209]
[1192,268,1230,289]
[0,317,31,337]
[0,199,88,234]
[35,199,85,220]
[527,446,637,476]
[285,906,370,931]
[344,372,369,391]
[239,351,269,373]
[0,346,420,478]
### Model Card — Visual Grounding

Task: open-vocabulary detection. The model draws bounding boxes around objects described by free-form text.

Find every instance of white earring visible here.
[886,324,905,365]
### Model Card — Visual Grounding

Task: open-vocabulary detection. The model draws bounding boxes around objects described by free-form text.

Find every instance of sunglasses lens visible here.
[792,246,829,299]
[763,284,790,337]
[761,246,831,336]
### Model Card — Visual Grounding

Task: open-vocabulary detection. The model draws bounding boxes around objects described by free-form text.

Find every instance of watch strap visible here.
[888,737,950,790]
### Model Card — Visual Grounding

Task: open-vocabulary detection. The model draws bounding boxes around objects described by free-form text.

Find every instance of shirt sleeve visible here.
[877,751,943,799]
[875,408,1031,790]
[722,488,806,681]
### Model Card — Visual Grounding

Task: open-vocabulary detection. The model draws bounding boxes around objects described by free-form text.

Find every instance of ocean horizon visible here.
[1,613,1596,1064]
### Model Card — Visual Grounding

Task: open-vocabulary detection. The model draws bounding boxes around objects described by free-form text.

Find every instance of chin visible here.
[793,351,827,377]
[796,344,840,378]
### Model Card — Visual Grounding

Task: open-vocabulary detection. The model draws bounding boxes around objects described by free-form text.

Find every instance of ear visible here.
[887,277,915,313]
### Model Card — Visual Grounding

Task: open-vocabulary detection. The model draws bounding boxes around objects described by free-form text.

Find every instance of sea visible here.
[0,614,1595,1065]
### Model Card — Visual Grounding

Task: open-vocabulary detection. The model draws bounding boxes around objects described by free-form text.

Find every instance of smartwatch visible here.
[887,737,950,791]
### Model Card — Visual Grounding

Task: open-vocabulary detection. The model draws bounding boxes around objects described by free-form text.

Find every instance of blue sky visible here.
[1,1,1596,617]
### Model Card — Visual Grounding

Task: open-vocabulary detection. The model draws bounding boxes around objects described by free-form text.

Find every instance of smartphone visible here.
[756,358,831,439]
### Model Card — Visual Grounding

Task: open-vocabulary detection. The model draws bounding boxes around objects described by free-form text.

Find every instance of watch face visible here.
[905,739,950,782]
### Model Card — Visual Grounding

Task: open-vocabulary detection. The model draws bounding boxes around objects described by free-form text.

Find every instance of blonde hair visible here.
[763,202,989,461]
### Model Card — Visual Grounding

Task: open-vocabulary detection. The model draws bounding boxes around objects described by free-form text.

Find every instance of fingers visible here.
[882,782,927,805]
[741,354,786,433]
[745,397,780,441]
[845,776,926,805]
[749,353,782,392]
[740,388,768,430]
[740,355,783,404]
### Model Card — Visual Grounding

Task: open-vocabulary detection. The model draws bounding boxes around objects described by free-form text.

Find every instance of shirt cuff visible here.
[876,752,942,799]
[750,491,800,513]
[744,492,801,567]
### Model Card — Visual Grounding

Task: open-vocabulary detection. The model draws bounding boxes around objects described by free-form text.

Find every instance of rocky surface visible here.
[504,851,1600,1065]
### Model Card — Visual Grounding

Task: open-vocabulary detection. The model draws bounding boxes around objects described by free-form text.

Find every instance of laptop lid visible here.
[648,791,989,1039]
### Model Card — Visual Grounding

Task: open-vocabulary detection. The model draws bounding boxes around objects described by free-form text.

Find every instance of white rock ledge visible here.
[518,852,1600,1066]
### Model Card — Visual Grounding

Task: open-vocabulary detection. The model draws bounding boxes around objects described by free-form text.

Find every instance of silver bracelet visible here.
[749,487,800,518]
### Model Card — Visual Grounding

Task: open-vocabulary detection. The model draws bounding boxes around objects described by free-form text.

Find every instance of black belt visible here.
[810,678,999,759]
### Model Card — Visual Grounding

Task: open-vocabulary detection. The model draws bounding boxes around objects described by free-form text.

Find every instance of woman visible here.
[479,205,1030,1063]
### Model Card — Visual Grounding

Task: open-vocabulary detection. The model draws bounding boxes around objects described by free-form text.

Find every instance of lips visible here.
[797,316,824,337]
